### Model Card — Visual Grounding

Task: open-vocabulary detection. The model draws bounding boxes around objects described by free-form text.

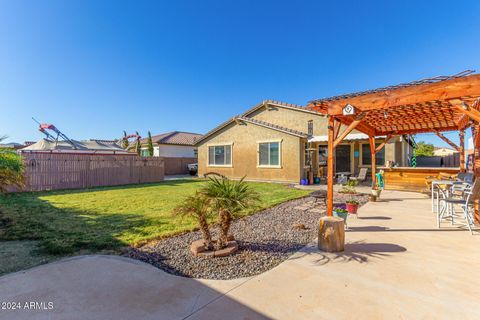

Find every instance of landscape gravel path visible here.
[124,192,368,280]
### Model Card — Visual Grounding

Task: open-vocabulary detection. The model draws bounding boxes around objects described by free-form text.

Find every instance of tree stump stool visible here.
[318,216,345,252]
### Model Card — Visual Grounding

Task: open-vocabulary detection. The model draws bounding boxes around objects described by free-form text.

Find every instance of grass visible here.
[0,179,310,262]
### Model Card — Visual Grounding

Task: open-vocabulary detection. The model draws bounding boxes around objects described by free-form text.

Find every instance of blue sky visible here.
[1,0,479,147]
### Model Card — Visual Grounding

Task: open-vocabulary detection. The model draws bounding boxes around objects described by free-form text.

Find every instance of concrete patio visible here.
[1,190,479,320]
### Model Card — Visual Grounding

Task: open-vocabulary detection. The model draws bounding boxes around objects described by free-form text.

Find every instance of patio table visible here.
[336,172,351,184]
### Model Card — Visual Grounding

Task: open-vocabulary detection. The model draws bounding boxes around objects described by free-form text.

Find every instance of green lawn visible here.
[0,179,310,257]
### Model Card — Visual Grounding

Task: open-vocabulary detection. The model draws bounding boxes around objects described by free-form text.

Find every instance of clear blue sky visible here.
[1,0,479,147]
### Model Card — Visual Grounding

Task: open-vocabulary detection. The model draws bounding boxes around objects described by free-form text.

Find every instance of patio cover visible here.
[306,70,480,223]
[308,133,386,142]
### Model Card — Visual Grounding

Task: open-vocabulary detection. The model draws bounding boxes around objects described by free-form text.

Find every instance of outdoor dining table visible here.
[335,172,351,184]
[431,179,458,213]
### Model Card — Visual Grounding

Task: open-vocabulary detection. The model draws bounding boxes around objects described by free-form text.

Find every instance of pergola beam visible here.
[333,120,342,140]
[451,100,480,123]
[369,136,376,186]
[333,113,366,148]
[316,74,480,116]
[459,129,465,172]
[433,130,460,152]
[375,133,395,153]
[326,116,335,216]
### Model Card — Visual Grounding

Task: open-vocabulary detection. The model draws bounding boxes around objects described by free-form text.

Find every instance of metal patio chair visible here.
[438,178,479,234]
[349,167,368,183]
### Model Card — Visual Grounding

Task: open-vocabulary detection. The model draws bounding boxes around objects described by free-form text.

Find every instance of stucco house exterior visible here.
[196,100,414,183]
[139,131,202,158]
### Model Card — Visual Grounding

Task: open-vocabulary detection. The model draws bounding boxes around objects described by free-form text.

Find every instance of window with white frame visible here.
[258,141,280,167]
[208,145,232,166]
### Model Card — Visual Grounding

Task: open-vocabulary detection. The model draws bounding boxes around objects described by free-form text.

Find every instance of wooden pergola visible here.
[307,70,480,223]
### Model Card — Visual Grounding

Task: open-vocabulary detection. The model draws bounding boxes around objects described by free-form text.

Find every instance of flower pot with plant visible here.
[333,207,349,228]
[371,186,382,198]
[345,199,359,214]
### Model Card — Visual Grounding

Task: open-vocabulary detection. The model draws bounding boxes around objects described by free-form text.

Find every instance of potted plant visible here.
[345,199,359,214]
[333,207,349,228]
[372,184,382,198]
[333,207,349,220]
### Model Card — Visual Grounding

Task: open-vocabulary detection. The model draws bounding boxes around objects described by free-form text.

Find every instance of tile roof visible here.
[195,116,308,145]
[242,99,324,117]
[236,116,308,137]
[141,131,203,146]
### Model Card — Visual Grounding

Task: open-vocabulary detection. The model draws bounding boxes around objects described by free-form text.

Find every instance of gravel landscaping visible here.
[124,192,369,280]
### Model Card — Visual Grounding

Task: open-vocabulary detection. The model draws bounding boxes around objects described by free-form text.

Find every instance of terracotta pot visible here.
[346,203,358,214]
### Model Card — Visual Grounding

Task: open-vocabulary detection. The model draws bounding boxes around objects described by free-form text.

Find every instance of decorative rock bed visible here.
[124,192,369,280]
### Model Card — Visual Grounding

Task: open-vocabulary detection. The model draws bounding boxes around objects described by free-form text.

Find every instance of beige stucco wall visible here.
[247,105,364,136]
[197,121,303,183]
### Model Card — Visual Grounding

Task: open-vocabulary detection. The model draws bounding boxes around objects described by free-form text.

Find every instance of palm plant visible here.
[0,136,25,193]
[174,193,214,250]
[121,130,129,149]
[201,177,259,249]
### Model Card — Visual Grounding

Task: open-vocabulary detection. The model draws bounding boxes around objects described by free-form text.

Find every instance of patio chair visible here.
[438,178,479,234]
[349,167,368,183]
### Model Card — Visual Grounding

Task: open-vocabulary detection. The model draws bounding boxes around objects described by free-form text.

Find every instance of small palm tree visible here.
[0,136,25,193]
[121,130,129,149]
[201,177,259,249]
[174,193,214,250]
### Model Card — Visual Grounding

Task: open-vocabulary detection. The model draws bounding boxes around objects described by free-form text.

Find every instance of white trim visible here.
[206,142,234,147]
[207,144,233,168]
[257,140,282,168]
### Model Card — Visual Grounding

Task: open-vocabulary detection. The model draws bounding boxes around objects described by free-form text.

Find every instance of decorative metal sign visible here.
[343,104,355,116]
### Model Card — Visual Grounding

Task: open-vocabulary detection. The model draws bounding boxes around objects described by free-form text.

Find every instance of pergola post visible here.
[369,136,376,187]
[327,116,335,216]
[459,129,465,172]
[473,123,480,224]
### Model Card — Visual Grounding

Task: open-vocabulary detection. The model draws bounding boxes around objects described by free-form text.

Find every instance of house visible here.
[139,131,203,175]
[433,147,458,156]
[0,142,25,150]
[139,131,202,158]
[196,100,414,183]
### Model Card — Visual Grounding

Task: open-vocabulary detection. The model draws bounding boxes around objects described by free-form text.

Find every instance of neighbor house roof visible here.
[21,139,130,154]
[140,131,203,146]
[242,100,325,117]
[0,142,24,149]
[195,116,307,145]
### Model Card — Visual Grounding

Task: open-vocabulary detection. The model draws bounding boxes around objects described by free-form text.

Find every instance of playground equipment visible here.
[32,118,77,149]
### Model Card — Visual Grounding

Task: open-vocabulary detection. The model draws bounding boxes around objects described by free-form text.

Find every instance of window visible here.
[140,149,150,157]
[258,141,280,167]
[208,145,232,166]
[361,143,385,166]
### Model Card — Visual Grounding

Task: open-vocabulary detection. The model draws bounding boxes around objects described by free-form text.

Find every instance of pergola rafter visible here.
[307,71,480,224]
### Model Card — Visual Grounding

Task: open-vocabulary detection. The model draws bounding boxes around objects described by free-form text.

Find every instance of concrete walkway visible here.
[1,190,479,319]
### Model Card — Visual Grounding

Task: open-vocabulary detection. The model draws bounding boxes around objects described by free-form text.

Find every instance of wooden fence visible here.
[163,157,197,175]
[17,153,165,192]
